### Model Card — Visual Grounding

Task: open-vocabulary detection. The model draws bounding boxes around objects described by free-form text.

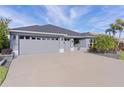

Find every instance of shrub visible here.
[118,51,124,60]
[1,48,13,55]
[90,35,116,53]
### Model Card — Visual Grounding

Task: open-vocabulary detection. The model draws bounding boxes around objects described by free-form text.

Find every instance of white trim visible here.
[66,35,82,38]
[10,30,67,36]
[66,35,96,38]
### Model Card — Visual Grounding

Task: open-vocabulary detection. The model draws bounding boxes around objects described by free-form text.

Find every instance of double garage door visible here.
[19,37,71,55]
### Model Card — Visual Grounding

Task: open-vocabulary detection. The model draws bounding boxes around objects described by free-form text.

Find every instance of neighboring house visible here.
[9,24,97,56]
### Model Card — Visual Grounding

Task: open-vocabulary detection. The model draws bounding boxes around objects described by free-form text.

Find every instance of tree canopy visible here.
[0,18,11,51]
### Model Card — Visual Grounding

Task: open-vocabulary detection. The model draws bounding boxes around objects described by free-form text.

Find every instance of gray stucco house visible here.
[9,24,97,56]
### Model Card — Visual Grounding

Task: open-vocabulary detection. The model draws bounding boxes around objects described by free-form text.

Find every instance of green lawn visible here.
[0,66,8,85]
[119,51,124,60]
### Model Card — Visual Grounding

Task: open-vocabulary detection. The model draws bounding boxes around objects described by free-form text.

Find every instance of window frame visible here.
[37,37,41,40]
[31,36,36,40]
[42,37,46,40]
[25,36,30,40]
[56,38,58,40]
[19,35,24,39]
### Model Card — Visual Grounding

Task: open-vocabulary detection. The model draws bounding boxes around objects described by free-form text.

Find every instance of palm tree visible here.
[105,28,112,36]
[115,19,124,48]
[110,24,116,37]
[105,24,116,37]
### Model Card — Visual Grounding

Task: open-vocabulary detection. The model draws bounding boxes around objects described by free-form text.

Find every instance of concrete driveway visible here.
[2,52,124,87]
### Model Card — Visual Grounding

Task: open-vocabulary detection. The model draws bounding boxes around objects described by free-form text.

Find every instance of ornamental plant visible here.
[92,35,116,53]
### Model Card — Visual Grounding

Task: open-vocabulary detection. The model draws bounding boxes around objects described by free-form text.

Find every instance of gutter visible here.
[9,30,67,36]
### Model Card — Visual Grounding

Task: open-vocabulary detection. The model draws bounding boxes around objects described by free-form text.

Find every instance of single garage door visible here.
[19,36,60,55]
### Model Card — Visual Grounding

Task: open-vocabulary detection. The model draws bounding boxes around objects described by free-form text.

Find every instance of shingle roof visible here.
[11,24,81,36]
[81,32,98,37]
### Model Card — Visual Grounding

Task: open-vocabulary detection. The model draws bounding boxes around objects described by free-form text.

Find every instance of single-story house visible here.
[9,24,97,56]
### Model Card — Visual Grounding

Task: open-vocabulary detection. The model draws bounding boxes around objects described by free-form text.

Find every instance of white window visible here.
[42,37,46,40]
[25,36,30,39]
[47,37,50,40]
[52,38,55,40]
[19,36,24,39]
[32,36,36,40]
[37,37,41,40]
[56,38,58,40]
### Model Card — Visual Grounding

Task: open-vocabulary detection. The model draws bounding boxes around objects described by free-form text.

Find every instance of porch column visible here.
[59,37,64,53]
[70,38,74,51]
[10,34,19,56]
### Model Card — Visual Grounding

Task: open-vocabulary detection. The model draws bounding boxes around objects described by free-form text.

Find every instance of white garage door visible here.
[19,36,60,55]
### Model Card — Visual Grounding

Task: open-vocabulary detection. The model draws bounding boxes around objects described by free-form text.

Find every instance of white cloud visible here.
[0,6,37,27]
[88,6,124,30]
[43,5,71,26]
[87,6,124,37]
[70,6,92,19]
[43,5,92,29]
[70,9,77,19]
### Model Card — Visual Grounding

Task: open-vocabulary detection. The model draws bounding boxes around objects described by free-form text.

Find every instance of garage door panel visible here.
[20,39,59,55]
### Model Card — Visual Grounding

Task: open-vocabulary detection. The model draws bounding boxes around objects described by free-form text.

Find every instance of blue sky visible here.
[0,5,124,36]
